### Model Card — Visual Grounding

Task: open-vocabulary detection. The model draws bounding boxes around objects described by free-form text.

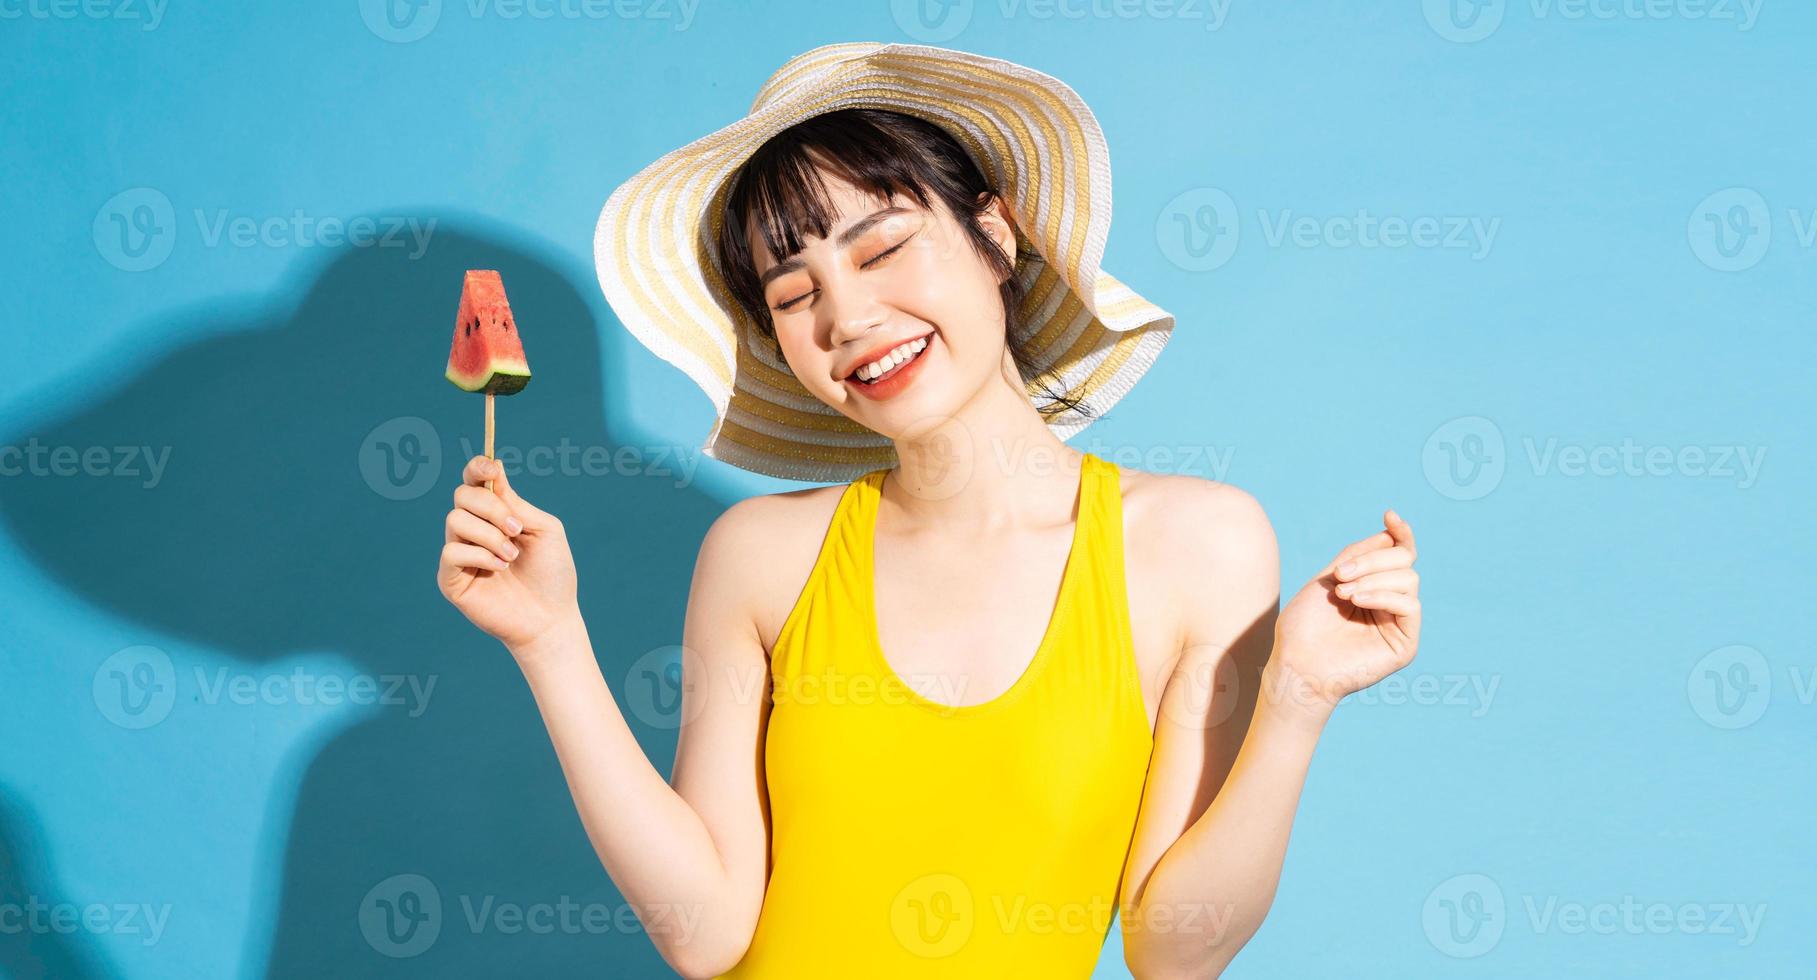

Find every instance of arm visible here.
[508,497,775,978]
[1121,484,1423,979]
[1119,482,1303,979]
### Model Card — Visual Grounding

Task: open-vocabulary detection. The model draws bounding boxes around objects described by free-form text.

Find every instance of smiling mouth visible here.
[847,335,932,385]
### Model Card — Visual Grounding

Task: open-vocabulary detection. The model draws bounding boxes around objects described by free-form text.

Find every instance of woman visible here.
[437,44,1421,978]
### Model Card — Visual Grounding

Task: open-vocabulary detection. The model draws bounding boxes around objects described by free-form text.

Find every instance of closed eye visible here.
[862,236,912,269]
[772,234,918,312]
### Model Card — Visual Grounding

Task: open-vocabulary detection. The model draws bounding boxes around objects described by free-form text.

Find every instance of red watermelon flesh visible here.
[446,269,531,395]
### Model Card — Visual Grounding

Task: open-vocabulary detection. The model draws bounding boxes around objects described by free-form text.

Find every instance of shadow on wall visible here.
[0,219,729,977]
[0,784,116,979]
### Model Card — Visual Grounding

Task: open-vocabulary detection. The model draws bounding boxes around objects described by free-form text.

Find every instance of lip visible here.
[843,332,935,402]
[839,331,935,383]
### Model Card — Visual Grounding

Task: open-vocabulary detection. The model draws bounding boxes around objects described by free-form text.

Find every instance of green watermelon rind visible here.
[446,361,531,395]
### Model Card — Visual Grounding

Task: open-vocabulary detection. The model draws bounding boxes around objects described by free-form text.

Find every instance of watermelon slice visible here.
[445,269,531,395]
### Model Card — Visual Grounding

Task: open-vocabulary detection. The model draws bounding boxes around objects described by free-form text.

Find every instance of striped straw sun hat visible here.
[592,41,1175,483]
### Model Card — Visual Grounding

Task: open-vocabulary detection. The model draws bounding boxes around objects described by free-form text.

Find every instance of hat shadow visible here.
[0,217,727,976]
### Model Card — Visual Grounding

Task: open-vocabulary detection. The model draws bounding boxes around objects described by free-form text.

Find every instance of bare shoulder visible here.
[696,481,852,653]
[1114,464,1280,638]
[1117,465,1276,567]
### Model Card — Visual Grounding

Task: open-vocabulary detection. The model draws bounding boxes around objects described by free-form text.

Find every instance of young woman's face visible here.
[747,169,1018,437]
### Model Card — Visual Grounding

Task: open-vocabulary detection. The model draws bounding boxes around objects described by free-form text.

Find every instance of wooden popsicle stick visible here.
[484,391,496,493]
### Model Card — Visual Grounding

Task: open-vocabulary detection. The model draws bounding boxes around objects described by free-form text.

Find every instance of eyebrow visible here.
[757,206,915,289]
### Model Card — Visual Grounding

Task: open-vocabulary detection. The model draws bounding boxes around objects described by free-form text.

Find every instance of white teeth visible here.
[857,336,928,380]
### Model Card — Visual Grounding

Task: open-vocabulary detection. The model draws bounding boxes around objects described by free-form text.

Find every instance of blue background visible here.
[2,1,1811,977]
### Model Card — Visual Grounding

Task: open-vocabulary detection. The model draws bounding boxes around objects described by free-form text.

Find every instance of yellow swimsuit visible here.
[719,451,1156,977]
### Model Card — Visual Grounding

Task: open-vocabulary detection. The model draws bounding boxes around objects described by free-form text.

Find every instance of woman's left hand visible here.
[1268,509,1422,718]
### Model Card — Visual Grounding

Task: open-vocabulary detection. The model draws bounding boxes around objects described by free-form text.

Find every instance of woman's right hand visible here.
[437,454,579,653]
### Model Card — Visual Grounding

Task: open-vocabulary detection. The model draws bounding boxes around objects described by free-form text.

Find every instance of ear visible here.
[975,191,1019,280]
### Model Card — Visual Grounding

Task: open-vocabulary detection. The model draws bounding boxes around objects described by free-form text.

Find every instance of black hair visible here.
[713,107,1093,424]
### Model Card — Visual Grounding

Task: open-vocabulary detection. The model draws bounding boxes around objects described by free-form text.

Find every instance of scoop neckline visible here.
[860,453,1096,717]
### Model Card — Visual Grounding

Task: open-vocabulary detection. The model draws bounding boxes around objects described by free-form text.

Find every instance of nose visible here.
[823,270,887,348]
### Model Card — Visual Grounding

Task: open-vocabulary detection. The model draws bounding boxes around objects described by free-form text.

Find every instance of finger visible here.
[480,460,557,530]
[1317,530,1394,578]
[462,454,500,487]
[1334,568,1416,598]
[1334,546,1415,582]
[1384,508,1417,561]
[447,508,522,564]
[441,541,509,578]
[1349,589,1419,618]
[453,483,523,539]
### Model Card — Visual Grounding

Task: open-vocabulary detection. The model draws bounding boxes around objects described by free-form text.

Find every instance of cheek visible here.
[775,330,837,391]
[891,238,1001,328]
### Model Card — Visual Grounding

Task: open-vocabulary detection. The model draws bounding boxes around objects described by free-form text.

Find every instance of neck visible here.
[882,350,1086,531]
